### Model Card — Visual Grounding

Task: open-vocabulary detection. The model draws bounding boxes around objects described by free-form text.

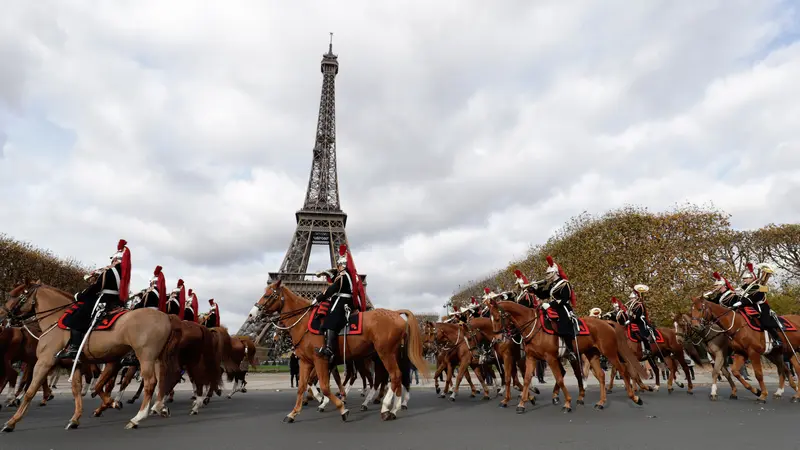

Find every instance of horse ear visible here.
[275,279,282,289]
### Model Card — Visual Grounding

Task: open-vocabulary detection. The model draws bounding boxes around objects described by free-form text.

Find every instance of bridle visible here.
[489,302,538,346]
[252,286,315,349]
[691,299,738,340]
[1,284,71,340]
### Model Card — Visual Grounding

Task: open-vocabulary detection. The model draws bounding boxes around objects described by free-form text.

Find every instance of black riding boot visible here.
[768,328,783,348]
[316,329,336,363]
[563,337,577,362]
[55,329,85,359]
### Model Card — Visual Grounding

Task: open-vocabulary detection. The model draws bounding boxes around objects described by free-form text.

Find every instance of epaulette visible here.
[759,285,769,293]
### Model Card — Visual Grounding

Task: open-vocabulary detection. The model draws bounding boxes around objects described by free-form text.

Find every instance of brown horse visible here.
[250,280,429,422]
[468,317,534,407]
[223,335,257,399]
[674,312,739,401]
[486,299,646,412]
[0,326,54,408]
[606,322,695,395]
[422,321,490,401]
[690,297,800,403]
[0,282,181,431]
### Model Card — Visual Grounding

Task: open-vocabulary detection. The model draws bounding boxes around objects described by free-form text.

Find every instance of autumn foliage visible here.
[0,234,90,300]
[451,205,800,325]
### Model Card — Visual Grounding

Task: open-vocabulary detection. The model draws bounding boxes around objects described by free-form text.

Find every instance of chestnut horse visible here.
[223,335,257,399]
[249,280,429,422]
[422,322,491,401]
[486,299,647,412]
[0,326,54,407]
[674,313,739,401]
[606,322,695,395]
[690,297,800,403]
[0,282,181,431]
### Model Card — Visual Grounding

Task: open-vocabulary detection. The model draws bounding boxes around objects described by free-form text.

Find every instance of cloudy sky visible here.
[2,1,799,330]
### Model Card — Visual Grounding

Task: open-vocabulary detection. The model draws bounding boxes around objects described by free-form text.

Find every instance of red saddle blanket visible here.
[625,323,665,343]
[739,307,797,332]
[57,303,129,331]
[539,308,590,336]
[307,305,364,336]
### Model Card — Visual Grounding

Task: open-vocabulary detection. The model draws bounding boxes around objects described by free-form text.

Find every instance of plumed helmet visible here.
[336,244,348,267]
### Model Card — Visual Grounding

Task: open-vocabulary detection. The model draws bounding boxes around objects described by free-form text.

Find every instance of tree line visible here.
[0,234,90,300]
[449,204,800,325]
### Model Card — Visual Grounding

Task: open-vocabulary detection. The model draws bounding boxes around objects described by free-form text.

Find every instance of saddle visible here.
[57,304,129,332]
[625,323,665,344]
[739,307,797,332]
[307,305,363,336]
[539,309,590,337]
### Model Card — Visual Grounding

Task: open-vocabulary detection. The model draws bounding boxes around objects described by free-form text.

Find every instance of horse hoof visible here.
[113,401,122,410]
[449,397,455,402]
[437,394,445,399]
[401,405,408,410]
[360,405,368,411]
[318,407,325,413]
[283,416,295,423]
[65,421,79,430]
[730,394,738,400]
[499,403,507,408]
[160,408,171,418]
[606,389,613,394]
[533,387,540,394]
[127,398,136,404]
[774,393,782,399]
[756,399,767,405]
[227,395,232,399]
[302,401,309,406]
[341,410,350,422]
[562,406,572,413]
[380,412,391,421]
[93,410,103,417]
[791,397,800,403]
[39,401,47,407]
[125,421,138,430]
[668,389,673,395]
[530,397,536,406]
[594,404,604,410]
[203,398,210,406]
[435,388,441,394]
[469,393,476,398]
[1,423,14,433]
[755,389,762,397]
[482,396,490,401]
[190,410,198,416]
[635,397,643,406]
[241,388,247,393]
[552,398,560,405]
[687,391,694,396]
[577,399,584,406]
[676,382,685,388]
[709,395,717,401]
[167,398,174,403]
[91,392,97,398]
[515,406,525,414]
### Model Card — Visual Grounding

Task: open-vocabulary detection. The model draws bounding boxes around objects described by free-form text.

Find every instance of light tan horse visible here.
[249,280,430,422]
[0,282,181,431]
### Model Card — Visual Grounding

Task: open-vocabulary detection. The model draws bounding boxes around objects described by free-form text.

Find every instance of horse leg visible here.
[515,355,536,413]
[708,346,726,400]
[786,353,800,403]
[39,373,54,406]
[676,356,693,395]
[463,366,477,397]
[117,366,136,404]
[648,358,659,392]
[125,359,157,429]
[606,364,617,393]
[376,350,403,421]
[500,350,515,407]
[449,354,471,401]
[729,353,760,398]
[607,354,643,406]
[568,357,586,405]
[2,358,57,432]
[665,357,676,393]
[92,363,122,417]
[748,352,768,404]
[588,354,607,409]
[314,360,348,421]
[470,363,491,400]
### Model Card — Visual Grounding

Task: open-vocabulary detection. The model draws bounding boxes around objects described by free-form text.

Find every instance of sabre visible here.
[68,301,105,382]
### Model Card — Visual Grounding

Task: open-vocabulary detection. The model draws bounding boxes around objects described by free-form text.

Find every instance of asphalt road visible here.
[1,385,798,450]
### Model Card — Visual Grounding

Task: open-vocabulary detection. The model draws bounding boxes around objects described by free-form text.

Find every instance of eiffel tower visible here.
[236,35,367,345]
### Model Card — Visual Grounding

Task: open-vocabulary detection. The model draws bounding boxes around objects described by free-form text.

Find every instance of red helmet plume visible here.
[117,240,131,302]
[514,269,529,284]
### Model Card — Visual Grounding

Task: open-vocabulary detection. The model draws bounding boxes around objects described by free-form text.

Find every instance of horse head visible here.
[250,279,284,319]
[1,280,40,324]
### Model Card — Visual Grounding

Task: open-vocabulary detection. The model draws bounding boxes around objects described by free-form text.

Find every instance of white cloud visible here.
[2,0,800,329]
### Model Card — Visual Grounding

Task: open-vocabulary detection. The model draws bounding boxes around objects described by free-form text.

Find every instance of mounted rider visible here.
[134,265,166,310]
[704,272,738,307]
[740,262,782,349]
[513,269,539,308]
[181,289,199,322]
[315,244,367,363]
[605,296,628,323]
[528,255,578,362]
[626,284,654,358]
[205,298,220,328]
[167,279,187,315]
[56,239,131,360]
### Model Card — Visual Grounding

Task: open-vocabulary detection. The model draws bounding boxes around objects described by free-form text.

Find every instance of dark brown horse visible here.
[422,322,490,401]
[250,280,429,422]
[486,299,647,412]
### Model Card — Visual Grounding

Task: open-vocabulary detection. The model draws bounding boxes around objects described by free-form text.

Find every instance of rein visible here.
[255,287,316,350]
[492,303,538,346]
[2,285,72,330]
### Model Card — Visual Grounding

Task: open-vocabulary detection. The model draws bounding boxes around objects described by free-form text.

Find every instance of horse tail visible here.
[215,327,238,377]
[612,322,649,380]
[202,326,223,392]
[396,309,430,380]
[158,315,183,398]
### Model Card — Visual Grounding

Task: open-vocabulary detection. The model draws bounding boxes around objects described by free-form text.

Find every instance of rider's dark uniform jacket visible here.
[629,300,651,342]
[532,279,575,337]
[63,263,124,332]
[317,269,354,333]
[740,282,780,329]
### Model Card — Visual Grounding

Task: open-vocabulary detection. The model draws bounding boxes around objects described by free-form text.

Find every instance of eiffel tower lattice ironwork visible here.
[236,36,367,344]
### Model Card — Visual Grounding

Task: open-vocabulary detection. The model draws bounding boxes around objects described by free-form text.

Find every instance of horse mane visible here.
[279,284,311,307]
[9,282,72,299]
[8,284,28,297]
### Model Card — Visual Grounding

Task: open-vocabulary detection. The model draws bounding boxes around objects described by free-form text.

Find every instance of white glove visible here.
[732,301,741,308]
[541,303,551,310]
